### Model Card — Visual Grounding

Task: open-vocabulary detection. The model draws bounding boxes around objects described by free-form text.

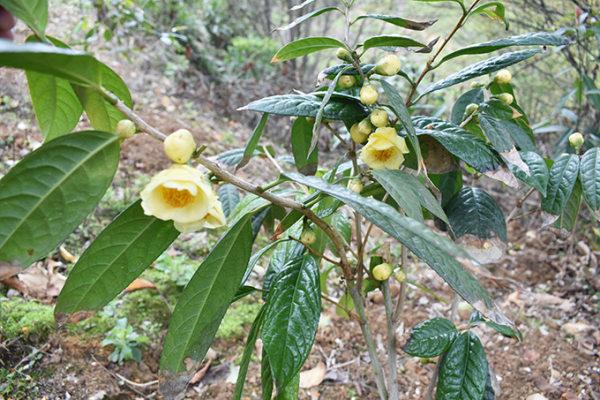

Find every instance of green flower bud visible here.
[372,262,393,281]
[300,228,317,246]
[497,93,514,105]
[394,270,406,283]
[348,179,363,193]
[568,132,584,150]
[116,119,136,139]
[338,75,357,89]
[470,81,484,89]
[350,123,369,144]
[495,69,512,84]
[360,84,379,105]
[336,47,352,62]
[375,54,401,76]
[370,109,389,128]
[465,103,479,115]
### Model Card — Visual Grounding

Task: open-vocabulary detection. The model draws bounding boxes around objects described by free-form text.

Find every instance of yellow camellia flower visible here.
[360,127,409,170]
[140,164,224,233]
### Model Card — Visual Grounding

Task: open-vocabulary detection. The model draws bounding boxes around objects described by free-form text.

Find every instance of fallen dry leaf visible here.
[299,362,326,389]
[18,263,66,298]
[190,360,212,385]
[0,263,20,280]
[59,246,78,263]
[526,394,548,400]
[125,278,156,292]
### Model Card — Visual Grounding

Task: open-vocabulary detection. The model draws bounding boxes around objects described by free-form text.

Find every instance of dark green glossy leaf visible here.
[580,147,600,211]
[554,180,583,230]
[238,113,269,169]
[262,255,321,389]
[264,225,305,293]
[541,153,580,215]
[291,117,319,175]
[373,169,448,223]
[362,35,426,50]
[582,75,600,111]
[403,318,457,357]
[233,306,266,400]
[320,63,375,78]
[218,184,240,218]
[55,201,179,314]
[261,350,274,400]
[436,332,488,400]
[271,36,347,62]
[467,2,508,30]
[276,374,300,400]
[509,151,549,196]
[451,88,484,125]
[469,310,523,341]
[240,93,368,122]
[0,0,47,38]
[420,49,540,98]
[353,14,436,30]
[0,131,119,268]
[479,114,515,153]
[160,214,255,372]
[445,187,507,241]
[439,31,570,65]
[286,173,511,326]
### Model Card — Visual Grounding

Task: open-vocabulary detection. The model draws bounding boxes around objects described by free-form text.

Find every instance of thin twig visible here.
[382,281,399,400]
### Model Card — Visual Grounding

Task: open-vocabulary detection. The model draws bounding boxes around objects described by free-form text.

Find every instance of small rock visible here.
[561,322,593,336]
[526,394,548,400]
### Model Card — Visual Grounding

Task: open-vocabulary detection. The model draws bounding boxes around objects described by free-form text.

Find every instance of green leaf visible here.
[233,306,266,400]
[0,0,47,38]
[218,184,240,218]
[446,187,506,241]
[0,131,119,268]
[451,88,484,125]
[285,173,510,325]
[580,147,600,211]
[55,201,179,314]
[420,49,541,99]
[469,310,523,341]
[582,75,600,111]
[291,117,319,175]
[436,332,488,400]
[264,226,305,293]
[412,117,504,174]
[276,374,300,400]
[261,350,274,400]
[353,14,436,30]
[262,255,321,389]
[554,180,583,230]
[238,113,269,169]
[478,114,515,152]
[361,35,426,50]
[380,80,423,172]
[26,70,83,141]
[271,36,348,63]
[438,31,570,66]
[509,151,549,196]
[467,2,509,30]
[541,153,580,215]
[160,214,255,372]
[275,7,341,31]
[373,169,448,223]
[73,63,133,131]
[403,318,458,357]
[0,41,101,86]
[240,93,367,123]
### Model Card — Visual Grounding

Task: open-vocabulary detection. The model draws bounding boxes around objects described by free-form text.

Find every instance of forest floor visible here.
[1,8,599,400]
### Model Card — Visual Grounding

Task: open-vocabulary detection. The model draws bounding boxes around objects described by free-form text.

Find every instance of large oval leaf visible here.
[159,214,255,374]
[580,147,600,211]
[450,88,484,125]
[271,37,347,63]
[445,187,507,241]
[438,31,570,65]
[0,131,119,268]
[352,14,436,30]
[240,93,368,122]
[403,318,458,357]
[419,49,540,99]
[285,173,512,326]
[361,35,426,50]
[509,151,549,196]
[436,332,488,400]
[541,153,580,215]
[55,201,179,314]
[262,255,321,390]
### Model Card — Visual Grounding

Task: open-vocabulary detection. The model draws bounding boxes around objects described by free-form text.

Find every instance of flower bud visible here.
[465,103,479,115]
[350,123,369,144]
[300,228,317,246]
[116,119,136,139]
[470,81,484,89]
[372,263,393,281]
[338,75,357,89]
[370,109,389,128]
[568,132,584,150]
[495,69,512,84]
[497,93,514,105]
[375,54,401,76]
[358,119,373,135]
[395,270,406,283]
[336,47,352,62]
[164,129,196,164]
[348,179,363,193]
[360,84,379,105]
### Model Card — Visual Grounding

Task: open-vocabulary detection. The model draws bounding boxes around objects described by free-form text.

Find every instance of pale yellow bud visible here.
[164,129,196,164]
[348,179,363,193]
[338,75,357,89]
[372,263,393,281]
[568,132,584,150]
[395,270,406,282]
[116,119,136,139]
[497,93,514,105]
[300,228,317,246]
[465,103,479,115]
[495,69,512,84]
[375,54,401,76]
[336,47,352,62]
[358,119,373,135]
[370,109,389,128]
[350,123,369,144]
[360,84,379,105]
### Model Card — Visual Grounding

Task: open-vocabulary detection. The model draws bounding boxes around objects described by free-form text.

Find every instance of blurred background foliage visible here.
[61,0,598,153]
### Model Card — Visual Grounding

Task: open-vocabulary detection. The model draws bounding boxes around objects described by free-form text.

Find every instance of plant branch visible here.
[382,281,400,400]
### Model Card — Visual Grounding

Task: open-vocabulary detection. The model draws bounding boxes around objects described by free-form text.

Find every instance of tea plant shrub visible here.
[0,0,598,399]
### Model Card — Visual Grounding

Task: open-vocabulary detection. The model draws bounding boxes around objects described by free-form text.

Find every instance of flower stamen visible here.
[161,187,195,208]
